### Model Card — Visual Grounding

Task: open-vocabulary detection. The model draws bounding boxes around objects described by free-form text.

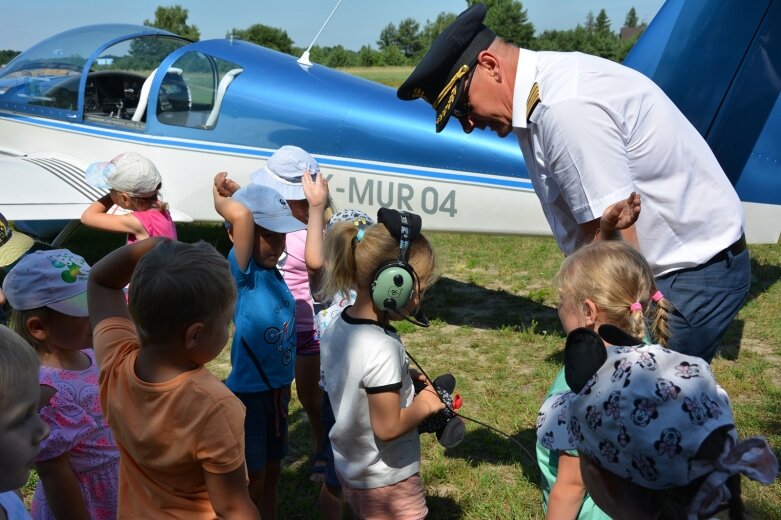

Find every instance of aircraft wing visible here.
[0,155,192,223]
[0,156,105,221]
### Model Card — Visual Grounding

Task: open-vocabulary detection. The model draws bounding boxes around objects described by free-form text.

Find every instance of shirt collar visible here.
[512,48,540,130]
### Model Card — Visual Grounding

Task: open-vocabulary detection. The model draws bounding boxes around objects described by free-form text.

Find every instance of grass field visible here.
[23,223,781,519]
[338,66,413,87]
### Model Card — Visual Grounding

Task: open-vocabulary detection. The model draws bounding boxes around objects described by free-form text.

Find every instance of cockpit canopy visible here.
[0,24,189,116]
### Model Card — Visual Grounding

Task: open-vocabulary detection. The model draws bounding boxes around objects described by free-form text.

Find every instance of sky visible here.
[1,0,666,53]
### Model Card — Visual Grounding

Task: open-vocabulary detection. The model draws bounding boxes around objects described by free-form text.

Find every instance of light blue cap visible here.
[250,145,319,200]
[2,249,90,317]
[232,184,306,233]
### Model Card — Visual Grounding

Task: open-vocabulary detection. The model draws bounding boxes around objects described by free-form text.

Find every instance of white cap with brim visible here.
[0,213,34,268]
[232,184,307,233]
[2,249,91,317]
[85,152,162,198]
[250,145,320,201]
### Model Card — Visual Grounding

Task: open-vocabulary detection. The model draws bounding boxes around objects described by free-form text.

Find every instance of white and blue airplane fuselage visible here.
[1,0,780,243]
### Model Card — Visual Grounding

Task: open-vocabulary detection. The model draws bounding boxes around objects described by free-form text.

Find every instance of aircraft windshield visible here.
[0,25,189,115]
[0,25,180,80]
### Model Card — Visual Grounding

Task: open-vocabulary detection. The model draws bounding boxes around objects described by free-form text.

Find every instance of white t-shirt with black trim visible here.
[321,308,420,489]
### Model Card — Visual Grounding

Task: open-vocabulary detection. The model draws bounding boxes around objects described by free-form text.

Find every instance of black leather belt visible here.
[708,234,747,264]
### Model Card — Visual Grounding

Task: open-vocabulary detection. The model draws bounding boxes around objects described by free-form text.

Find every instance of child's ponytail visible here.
[320,218,438,305]
[650,290,672,348]
[319,221,361,301]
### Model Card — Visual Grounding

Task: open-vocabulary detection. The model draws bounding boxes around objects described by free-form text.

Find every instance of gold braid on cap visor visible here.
[434,65,470,125]
[434,65,470,107]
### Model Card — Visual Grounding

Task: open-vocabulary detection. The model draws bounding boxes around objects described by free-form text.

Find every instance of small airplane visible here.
[0,0,779,244]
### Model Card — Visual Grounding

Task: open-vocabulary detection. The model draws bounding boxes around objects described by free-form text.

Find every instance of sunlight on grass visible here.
[21,225,781,518]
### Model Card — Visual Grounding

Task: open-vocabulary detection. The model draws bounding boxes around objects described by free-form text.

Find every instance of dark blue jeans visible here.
[654,247,750,363]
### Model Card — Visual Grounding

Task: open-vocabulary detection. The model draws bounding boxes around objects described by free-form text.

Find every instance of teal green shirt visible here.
[536,368,611,519]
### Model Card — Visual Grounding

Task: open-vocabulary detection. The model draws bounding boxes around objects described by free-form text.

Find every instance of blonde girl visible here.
[538,240,672,520]
[319,209,444,520]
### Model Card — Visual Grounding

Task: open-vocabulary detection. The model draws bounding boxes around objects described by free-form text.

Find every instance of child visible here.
[250,145,331,479]
[213,172,306,520]
[81,152,177,243]
[319,207,444,519]
[536,240,672,519]
[3,249,120,520]
[302,165,374,520]
[87,238,259,519]
[0,325,50,520]
[537,325,778,519]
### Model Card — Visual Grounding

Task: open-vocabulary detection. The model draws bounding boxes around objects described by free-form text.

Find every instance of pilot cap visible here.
[397,4,495,133]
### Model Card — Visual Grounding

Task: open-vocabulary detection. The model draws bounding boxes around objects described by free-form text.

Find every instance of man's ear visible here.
[183,322,205,350]
[476,50,500,80]
[26,315,48,342]
[564,327,607,392]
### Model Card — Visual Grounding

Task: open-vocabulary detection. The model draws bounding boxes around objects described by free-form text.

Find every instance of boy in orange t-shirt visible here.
[88,237,259,519]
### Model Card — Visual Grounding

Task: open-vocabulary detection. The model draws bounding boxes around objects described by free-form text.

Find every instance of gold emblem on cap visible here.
[411,87,427,101]
[435,64,470,108]
[526,82,541,122]
[436,86,458,126]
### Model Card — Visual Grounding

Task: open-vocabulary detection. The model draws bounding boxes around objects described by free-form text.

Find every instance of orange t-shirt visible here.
[93,318,246,519]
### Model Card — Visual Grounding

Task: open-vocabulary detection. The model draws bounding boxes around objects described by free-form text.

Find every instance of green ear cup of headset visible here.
[370,262,415,311]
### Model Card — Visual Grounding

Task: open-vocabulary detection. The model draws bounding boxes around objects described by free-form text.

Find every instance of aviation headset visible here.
[370,208,421,313]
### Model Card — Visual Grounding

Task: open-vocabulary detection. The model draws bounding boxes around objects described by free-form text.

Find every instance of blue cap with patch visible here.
[2,249,90,317]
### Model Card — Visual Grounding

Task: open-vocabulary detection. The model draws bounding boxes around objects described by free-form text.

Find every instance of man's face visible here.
[454,65,514,137]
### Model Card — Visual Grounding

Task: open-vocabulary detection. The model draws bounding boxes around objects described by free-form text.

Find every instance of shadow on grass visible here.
[426,495,464,519]
[425,277,560,332]
[444,425,539,482]
[711,255,780,361]
[748,256,781,299]
[279,408,323,518]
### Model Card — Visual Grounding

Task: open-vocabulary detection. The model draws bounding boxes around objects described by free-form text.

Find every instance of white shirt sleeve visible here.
[363,336,404,392]
[538,98,636,223]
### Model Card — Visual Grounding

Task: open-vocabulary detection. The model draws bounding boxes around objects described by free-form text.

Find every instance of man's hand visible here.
[601,191,641,235]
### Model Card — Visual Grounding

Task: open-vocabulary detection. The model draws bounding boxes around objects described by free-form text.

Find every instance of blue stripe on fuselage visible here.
[0,111,534,191]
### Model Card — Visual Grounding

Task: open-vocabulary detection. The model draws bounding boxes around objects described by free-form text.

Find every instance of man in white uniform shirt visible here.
[398,4,750,362]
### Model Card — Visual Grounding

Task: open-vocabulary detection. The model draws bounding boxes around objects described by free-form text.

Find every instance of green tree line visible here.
[0,3,647,69]
[155,1,647,66]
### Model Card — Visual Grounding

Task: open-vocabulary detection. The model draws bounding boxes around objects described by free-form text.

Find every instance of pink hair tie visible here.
[629,302,642,313]
[651,290,664,303]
